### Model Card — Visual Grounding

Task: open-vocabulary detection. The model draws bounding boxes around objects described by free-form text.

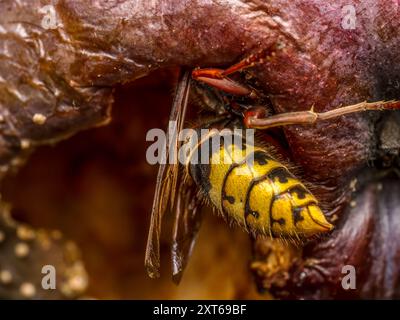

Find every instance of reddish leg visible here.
[192,47,276,97]
[192,75,253,96]
[192,45,400,129]
[243,100,400,130]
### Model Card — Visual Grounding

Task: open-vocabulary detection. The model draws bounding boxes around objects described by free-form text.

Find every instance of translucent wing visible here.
[171,179,203,283]
[145,69,191,278]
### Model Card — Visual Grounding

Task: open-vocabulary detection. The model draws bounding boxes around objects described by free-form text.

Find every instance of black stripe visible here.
[244,173,271,229]
[220,162,241,218]
[268,167,294,184]
[220,150,267,220]
[289,185,309,200]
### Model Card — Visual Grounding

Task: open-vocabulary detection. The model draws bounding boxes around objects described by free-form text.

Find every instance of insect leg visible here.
[220,47,277,77]
[191,46,278,96]
[244,100,400,129]
[191,75,252,96]
[192,46,277,80]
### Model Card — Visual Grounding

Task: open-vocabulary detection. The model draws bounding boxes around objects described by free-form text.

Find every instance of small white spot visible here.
[61,262,88,297]
[69,274,88,293]
[15,242,30,258]
[377,183,383,191]
[20,139,31,149]
[350,200,357,208]
[349,178,357,192]
[17,225,36,241]
[20,282,36,298]
[32,113,47,125]
[0,270,13,284]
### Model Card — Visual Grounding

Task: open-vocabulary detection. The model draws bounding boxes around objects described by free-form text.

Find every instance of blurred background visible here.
[0,68,263,299]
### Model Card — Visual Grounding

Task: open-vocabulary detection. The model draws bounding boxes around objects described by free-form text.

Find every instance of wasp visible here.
[145,45,400,283]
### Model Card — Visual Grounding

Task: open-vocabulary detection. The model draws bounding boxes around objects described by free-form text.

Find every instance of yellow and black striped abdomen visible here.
[188,131,333,238]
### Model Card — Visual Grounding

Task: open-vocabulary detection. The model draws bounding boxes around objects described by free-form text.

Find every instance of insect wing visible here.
[171,180,203,283]
[145,69,191,278]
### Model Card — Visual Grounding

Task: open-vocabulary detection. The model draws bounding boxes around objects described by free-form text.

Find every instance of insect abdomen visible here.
[188,131,333,238]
